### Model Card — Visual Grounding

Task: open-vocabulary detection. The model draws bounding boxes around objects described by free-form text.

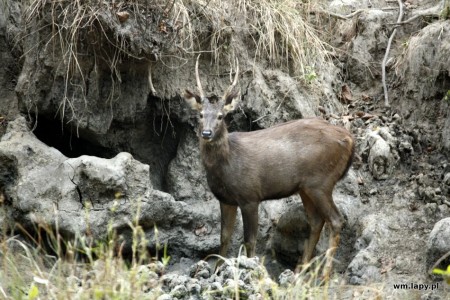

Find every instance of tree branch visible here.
[391,1,445,27]
[318,9,365,20]
[382,0,404,107]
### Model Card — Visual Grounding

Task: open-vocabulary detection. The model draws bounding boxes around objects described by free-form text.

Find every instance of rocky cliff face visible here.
[1,0,450,298]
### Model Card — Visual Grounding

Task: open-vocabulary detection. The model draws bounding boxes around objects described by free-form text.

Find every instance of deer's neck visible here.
[200,131,231,169]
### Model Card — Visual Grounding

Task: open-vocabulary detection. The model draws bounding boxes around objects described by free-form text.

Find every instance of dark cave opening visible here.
[30,101,181,192]
[32,115,117,159]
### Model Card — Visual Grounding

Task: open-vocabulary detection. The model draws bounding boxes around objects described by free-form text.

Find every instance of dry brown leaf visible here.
[355,111,365,118]
[340,84,353,104]
[362,94,372,102]
[361,113,375,120]
[318,106,326,114]
[116,11,129,23]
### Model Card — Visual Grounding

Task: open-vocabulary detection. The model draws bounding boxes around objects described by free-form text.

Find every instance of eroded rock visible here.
[0,117,184,251]
[427,218,450,271]
[364,127,399,179]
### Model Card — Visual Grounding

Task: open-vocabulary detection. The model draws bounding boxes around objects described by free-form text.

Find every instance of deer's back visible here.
[206,118,354,204]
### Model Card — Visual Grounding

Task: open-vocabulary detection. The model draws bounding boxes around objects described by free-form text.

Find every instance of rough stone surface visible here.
[334,8,394,90]
[0,1,20,136]
[243,68,318,128]
[0,117,186,254]
[427,218,450,271]
[365,127,399,179]
[394,20,450,153]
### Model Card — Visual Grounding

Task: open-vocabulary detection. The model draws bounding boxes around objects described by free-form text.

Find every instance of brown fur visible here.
[185,63,354,278]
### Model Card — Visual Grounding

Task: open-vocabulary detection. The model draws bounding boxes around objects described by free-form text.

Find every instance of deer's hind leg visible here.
[297,190,325,272]
[322,199,344,279]
[298,187,343,279]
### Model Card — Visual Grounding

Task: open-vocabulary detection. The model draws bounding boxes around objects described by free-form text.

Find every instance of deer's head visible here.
[184,56,240,142]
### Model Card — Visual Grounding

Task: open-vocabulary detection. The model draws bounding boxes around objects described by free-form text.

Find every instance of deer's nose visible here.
[201,130,213,139]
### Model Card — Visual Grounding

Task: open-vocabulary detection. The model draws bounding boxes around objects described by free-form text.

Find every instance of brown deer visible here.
[184,56,354,278]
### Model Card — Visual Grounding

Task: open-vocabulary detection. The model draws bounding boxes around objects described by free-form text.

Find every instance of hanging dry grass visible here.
[243,0,332,75]
[19,0,192,125]
[17,0,333,123]
[193,0,333,78]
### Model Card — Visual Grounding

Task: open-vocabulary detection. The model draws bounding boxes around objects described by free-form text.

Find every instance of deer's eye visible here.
[199,112,204,119]
[217,113,223,120]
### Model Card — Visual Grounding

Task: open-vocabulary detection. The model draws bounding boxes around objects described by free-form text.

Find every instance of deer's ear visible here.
[184,90,202,110]
[223,88,240,114]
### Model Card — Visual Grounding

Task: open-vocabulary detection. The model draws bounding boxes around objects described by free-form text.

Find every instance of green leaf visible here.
[28,284,39,300]
[162,243,171,266]
[433,268,444,275]
[433,265,450,284]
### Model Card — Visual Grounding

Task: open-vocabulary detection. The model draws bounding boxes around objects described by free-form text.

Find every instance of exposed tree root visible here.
[382,0,404,107]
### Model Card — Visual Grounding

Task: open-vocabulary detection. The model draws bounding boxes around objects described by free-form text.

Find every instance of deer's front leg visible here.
[240,202,259,257]
[219,202,238,257]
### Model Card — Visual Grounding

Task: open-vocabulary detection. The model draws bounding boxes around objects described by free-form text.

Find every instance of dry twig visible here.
[382,0,404,107]
[315,8,365,20]
[391,0,446,27]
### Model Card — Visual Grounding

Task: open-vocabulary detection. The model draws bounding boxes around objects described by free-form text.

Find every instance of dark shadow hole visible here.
[32,115,117,158]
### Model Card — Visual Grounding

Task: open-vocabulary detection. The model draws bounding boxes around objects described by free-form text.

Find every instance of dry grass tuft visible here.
[0,228,385,299]
[242,0,332,76]
[0,201,166,299]
[189,0,333,78]
[19,0,333,97]
[19,0,190,126]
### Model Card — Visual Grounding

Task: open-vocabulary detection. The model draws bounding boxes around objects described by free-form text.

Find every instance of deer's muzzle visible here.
[201,130,213,140]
